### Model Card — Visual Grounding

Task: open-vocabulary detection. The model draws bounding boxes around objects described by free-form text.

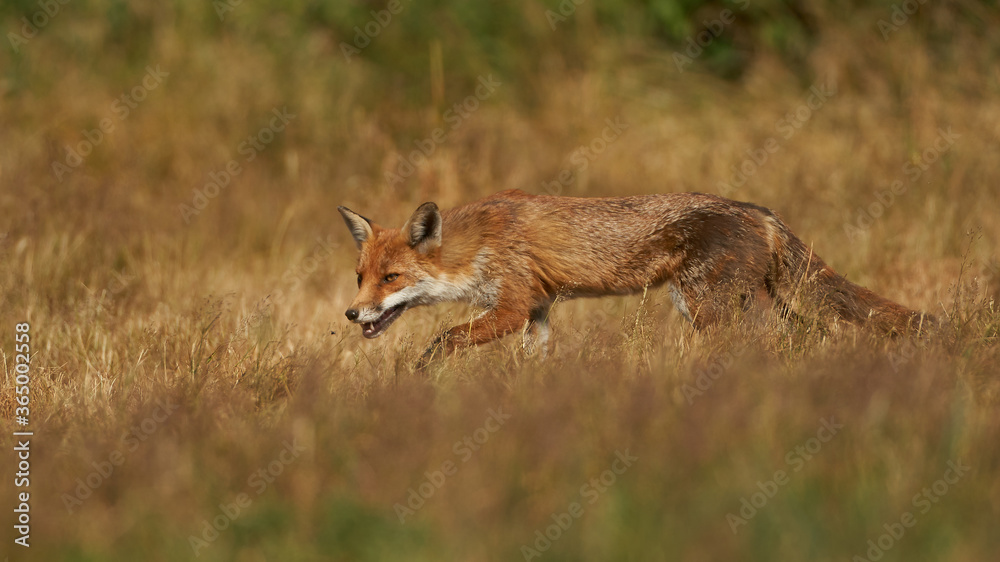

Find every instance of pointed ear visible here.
[337,206,375,250]
[402,202,442,253]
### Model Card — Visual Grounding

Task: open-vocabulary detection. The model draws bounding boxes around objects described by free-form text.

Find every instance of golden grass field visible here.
[1,1,999,560]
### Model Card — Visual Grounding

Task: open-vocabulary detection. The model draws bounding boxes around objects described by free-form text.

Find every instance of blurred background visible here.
[1,1,999,560]
[2,0,998,281]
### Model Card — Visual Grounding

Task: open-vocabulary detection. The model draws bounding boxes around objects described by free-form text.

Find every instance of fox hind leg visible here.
[670,280,775,331]
[667,282,694,324]
[669,282,723,330]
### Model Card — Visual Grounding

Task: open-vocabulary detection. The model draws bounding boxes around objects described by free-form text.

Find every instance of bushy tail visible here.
[762,214,935,336]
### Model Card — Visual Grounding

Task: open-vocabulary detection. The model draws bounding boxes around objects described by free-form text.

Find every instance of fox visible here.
[338,190,933,363]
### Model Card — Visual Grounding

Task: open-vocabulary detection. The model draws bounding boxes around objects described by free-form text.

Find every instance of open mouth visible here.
[361,304,407,339]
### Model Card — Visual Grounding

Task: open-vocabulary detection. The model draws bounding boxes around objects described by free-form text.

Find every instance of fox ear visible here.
[337,206,374,250]
[403,202,442,253]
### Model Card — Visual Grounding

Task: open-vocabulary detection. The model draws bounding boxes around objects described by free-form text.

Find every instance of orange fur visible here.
[338,190,934,362]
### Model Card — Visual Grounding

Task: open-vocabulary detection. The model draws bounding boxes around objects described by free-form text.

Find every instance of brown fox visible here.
[338,190,933,361]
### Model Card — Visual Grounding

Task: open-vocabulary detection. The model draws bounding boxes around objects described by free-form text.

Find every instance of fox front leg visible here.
[521,303,553,358]
[417,306,533,368]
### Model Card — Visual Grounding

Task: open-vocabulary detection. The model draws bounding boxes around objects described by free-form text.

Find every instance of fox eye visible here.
[357,274,362,287]
[384,273,399,283]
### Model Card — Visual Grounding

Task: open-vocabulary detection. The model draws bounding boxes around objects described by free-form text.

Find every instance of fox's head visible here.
[337,202,443,339]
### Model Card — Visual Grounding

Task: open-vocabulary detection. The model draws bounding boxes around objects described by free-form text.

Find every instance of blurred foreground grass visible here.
[2,1,1000,560]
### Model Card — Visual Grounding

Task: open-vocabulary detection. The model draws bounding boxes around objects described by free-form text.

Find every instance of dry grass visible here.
[2,1,1000,560]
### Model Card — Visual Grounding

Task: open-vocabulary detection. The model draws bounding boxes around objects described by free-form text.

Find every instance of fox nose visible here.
[345,309,359,321]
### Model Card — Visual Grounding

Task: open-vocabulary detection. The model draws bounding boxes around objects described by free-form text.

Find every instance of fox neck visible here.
[407,250,500,309]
